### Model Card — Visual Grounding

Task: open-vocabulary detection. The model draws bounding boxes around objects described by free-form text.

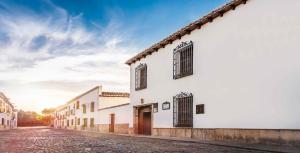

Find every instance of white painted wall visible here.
[99,97,130,109]
[54,86,100,128]
[0,96,17,129]
[74,87,100,127]
[129,0,300,129]
[98,104,130,125]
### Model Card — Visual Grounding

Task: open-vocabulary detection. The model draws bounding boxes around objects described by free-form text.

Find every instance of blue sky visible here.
[0,0,228,112]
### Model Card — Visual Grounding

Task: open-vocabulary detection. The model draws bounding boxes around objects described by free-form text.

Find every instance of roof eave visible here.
[125,0,248,65]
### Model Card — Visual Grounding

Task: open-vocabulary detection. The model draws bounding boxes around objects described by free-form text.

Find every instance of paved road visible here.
[0,127,268,153]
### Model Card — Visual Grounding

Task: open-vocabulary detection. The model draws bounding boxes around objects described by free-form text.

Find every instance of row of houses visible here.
[53,0,300,146]
[53,86,130,134]
[0,92,18,130]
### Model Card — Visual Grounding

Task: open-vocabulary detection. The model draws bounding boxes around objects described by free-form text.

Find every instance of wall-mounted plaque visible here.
[153,103,158,113]
[196,104,204,114]
[162,101,170,110]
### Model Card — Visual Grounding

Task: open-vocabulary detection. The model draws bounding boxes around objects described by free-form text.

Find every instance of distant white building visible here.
[98,92,130,134]
[53,86,130,134]
[125,0,300,145]
[0,92,17,130]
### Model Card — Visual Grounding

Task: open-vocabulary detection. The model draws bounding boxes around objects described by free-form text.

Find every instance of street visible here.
[0,127,268,153]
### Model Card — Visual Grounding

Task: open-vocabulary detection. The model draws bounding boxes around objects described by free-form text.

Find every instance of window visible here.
[71,119,74,125]
[67,120,69,127]
[0,102,3,113]
[173,41,193,79]
[90,118,94,127]
[90,102,95,112]
[77,118,80,125]
[196,104,205,114]
[76,101,80,109]
[1,118,4,125]
[83,118,88,127]
[82,104,86,114]
[173,92,193,127]
[135,63,147,90]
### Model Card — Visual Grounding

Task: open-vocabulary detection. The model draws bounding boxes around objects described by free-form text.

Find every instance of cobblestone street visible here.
[0,127,271,153]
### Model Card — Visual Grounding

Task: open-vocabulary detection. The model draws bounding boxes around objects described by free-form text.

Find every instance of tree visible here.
[41,108,55,126]
[17,110,45,127]
[41,108,55,115]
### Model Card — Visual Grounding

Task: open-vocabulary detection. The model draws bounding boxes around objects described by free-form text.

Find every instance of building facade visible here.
[126,0,300,145]
[97,92,130,134]
[0,92,17,130]
[53,86,130,134]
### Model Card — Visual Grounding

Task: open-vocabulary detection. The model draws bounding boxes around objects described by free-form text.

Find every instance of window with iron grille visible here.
[83,118,88,127]
[82,104,86,114]
[173,92,193,127]
[77,118,80,125]
[76,101,80,109]
[135,63,147,90]
[173,41,193,79]
[90,118,94,127]
[90,102,95,112]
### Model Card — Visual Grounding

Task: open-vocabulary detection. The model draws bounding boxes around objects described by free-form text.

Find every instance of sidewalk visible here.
[126,134,300,153]
[75,129,300,153]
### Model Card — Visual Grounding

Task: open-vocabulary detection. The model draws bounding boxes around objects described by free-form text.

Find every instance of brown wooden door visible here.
[143,112,151,135]
[109,114,115,133]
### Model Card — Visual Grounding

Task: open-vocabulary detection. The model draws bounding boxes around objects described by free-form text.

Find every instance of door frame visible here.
[136,105,152,135]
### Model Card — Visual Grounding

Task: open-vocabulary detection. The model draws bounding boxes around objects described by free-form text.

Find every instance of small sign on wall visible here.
[196,104,204,114]
[153,103,158,113]
[162,101,170,110]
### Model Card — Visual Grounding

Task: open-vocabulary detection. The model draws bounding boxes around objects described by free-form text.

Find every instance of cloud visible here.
[0,0,138,112]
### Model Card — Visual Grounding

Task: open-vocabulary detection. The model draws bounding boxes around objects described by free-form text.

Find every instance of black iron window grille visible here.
[173,92,193,127]
[173,41,193,79]
[135,63,147,90]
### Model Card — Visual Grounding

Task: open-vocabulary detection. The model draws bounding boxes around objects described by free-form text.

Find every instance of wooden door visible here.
[109,114,115,133]
[143,112,151,135]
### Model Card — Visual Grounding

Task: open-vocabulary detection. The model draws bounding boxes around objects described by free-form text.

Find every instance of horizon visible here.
[0,0,228,113]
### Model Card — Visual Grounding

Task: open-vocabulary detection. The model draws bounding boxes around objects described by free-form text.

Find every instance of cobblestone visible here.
[0,127,268,153]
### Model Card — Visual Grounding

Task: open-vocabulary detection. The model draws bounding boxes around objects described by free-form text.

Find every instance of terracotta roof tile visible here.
[101,92,130,97]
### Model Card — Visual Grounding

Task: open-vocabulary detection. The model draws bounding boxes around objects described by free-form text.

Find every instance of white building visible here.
[125,0,300,145]
[53,86,130,134]
[0,92,17,130]
[98,92,130,134]
[53,105,67,128]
